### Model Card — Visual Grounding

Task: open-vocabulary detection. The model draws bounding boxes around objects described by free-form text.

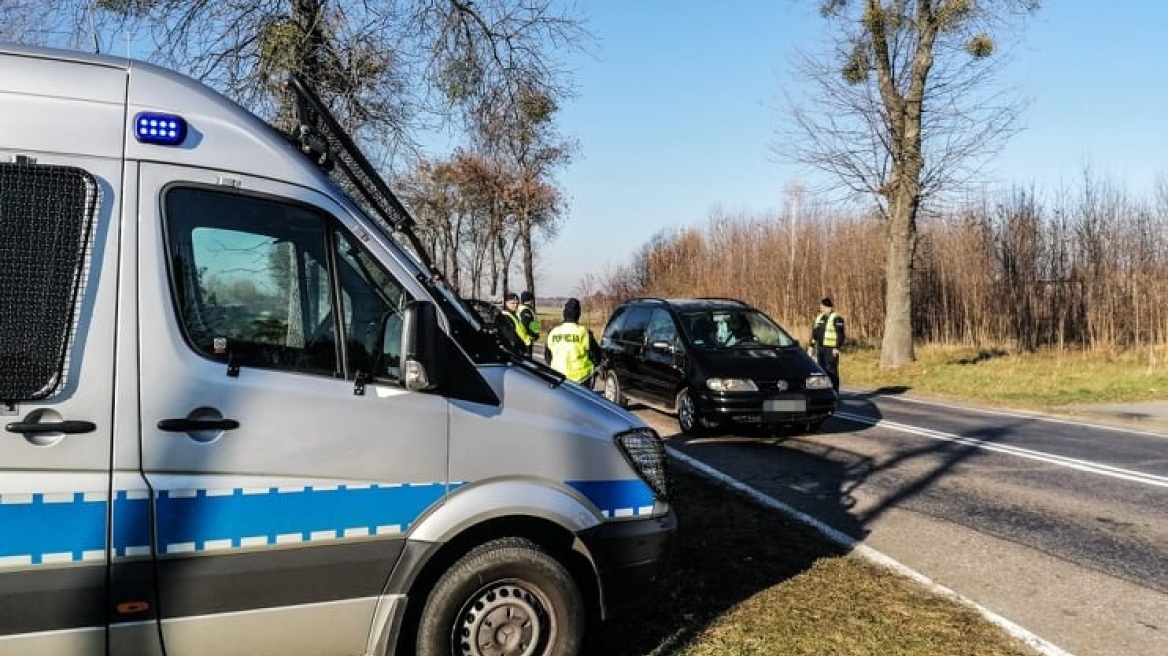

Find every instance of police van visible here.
[0,43,675,656]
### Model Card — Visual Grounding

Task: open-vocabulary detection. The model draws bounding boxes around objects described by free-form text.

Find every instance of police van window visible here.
[332,230,409,382]
[166,187,348,376]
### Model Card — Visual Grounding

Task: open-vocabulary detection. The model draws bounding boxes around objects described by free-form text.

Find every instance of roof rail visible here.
[695,297,748,306]
[285,73,435,272]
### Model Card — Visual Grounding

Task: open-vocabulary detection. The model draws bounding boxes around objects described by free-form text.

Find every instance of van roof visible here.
[623,297,751,312]
[0,42,327,189]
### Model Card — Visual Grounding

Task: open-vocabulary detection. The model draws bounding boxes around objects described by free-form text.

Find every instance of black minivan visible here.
[597,297,837,435]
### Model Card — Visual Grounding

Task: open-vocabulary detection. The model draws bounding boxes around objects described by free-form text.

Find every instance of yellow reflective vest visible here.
[813,311,841,348]
[504,309,533,346]
[546,322,594,383]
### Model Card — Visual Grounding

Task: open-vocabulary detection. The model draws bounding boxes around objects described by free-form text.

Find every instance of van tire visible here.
[676,388,704,436]
[603,370,627,408]
[416,537,585,656]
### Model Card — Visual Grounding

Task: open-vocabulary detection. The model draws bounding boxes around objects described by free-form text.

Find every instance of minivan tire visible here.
[416,537,585,656]
[676,388,704,436]
[603,370,627,408]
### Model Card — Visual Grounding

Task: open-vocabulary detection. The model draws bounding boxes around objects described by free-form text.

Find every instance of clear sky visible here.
[536,1,1168,297]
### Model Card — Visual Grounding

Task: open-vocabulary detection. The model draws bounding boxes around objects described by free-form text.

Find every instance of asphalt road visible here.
[633,391,1168,656]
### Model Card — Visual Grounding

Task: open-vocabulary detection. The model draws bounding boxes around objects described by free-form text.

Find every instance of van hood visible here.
[447,363,652,487]
[694,345,821,382]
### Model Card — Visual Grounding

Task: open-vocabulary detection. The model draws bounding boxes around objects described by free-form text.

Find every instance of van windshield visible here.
[680,309,797,349]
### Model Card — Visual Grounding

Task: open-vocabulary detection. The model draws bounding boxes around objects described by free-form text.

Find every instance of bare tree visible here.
[10,1,586,172]
[777,0,1038,367]
[471,81,575,299]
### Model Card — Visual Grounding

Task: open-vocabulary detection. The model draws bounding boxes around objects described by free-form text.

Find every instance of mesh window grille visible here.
[0,162,98,401]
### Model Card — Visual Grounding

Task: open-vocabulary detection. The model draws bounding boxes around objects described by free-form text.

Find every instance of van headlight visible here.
[615,428,669,501]
[706,378,758,392]
[805,374,833,390]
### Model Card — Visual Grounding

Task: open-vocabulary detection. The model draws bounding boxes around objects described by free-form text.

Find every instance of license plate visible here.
[764,398,806,413]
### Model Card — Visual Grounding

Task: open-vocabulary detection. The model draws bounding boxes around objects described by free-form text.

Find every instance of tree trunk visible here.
[880,186,918,368]
[515,199,535,298]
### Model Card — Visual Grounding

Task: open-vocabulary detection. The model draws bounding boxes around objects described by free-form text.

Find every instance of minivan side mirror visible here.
[650,340,677,354]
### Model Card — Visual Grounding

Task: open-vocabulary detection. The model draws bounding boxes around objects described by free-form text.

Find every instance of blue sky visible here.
[536,1,1168,297]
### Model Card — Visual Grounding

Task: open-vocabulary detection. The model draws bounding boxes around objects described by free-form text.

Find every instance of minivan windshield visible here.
[679,308,797,349]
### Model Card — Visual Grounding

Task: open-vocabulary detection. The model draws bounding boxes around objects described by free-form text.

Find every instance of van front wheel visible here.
[416,537,585,656]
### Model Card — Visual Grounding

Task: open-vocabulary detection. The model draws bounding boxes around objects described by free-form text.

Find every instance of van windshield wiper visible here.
[498,344,566,386]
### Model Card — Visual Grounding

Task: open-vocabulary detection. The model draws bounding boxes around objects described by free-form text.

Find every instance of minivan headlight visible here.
[805,374,833,390]
[615,428,669,501]
[706,378,758,392]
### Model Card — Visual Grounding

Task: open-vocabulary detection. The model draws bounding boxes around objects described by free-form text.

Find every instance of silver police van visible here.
[0,43,675,656]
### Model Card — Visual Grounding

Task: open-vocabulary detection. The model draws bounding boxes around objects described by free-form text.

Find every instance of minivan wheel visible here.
[416,538,585,656]
[603,370,627,407]
[676,388,704,436]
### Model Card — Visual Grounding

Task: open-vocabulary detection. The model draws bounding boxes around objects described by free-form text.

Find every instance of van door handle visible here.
[157,418,240,432]
[6,420,97,434]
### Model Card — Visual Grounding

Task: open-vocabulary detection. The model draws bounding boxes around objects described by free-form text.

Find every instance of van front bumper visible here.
[695,389,837,427]
[579,509,677,618]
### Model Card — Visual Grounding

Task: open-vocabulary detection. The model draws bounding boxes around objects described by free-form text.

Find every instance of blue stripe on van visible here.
[568,479,656,517]
[153,483,447,551]
[0,493,106,564]
[1,478,653,566]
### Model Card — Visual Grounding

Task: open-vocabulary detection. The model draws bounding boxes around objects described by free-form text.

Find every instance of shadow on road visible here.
[587,388,1040,653]
[583,465,850,655]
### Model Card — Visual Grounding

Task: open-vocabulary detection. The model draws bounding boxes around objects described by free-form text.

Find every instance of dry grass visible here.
[586,468,1039,656]
[843,343,1168,410]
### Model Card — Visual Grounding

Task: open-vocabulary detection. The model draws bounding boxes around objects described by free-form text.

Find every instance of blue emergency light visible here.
[133,112,187,145]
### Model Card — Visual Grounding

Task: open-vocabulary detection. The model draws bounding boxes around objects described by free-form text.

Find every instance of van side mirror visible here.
[650,340,676,354]
[377,299,500,405]
[401,300,440,392]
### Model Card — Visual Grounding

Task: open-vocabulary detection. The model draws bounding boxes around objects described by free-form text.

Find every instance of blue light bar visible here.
[133,112,187,146]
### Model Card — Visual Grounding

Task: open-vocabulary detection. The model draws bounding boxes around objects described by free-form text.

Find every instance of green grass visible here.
[585,468,1039,656]
[843,343,1167,410]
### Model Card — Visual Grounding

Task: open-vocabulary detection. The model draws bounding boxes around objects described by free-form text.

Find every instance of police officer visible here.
[519,290,541,354]
[810,297,845,392]
[499,292,533,355]
[544,297,601,387]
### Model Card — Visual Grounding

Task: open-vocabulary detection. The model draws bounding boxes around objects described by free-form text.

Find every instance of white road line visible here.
[666,446,1077,656]
[856,393,1168,439]
[835,411,1168,489]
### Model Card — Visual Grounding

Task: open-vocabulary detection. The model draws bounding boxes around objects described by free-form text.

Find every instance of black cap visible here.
[504,292,519,302]
[520,290,534,303]
[563,297,581,322]
[820,297,833,308]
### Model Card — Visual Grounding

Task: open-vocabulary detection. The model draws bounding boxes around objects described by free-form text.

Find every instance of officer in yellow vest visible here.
[544,297,601,387]
[519,290,541,353]
[500,292,533,355]
[810,297,845,392]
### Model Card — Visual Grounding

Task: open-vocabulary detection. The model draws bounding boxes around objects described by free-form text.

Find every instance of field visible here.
[843,343,1167,411]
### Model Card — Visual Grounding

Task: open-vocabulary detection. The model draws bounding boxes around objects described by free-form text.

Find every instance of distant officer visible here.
[500,292,533,355]
[810,297,845,392]
[519,290,541,354]
[544,297,601,387]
